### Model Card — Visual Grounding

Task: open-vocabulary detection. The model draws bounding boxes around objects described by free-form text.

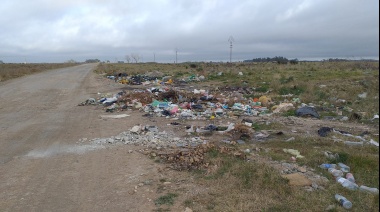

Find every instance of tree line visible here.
[244,56,298,64]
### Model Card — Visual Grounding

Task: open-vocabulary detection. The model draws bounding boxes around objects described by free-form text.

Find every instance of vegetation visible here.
[244,56,296,64]
[0,63,78,82]
[95,61,379,211]
[95,61,379,119]
[2,60,378,211]
[85,59,100,63]
[154,193,178,206]
[95,61,377,211]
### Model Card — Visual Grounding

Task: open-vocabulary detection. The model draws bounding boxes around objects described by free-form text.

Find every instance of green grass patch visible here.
[255,85,269,93]
[154,193,178,206]
[279,86,305,95]
[282,109,296,117]
[279,76,294,84]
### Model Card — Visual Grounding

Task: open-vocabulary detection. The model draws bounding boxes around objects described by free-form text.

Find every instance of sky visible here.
[0,0,379,63]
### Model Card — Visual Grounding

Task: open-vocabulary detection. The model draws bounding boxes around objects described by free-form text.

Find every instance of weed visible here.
[154,193,178,206]
[315,90,328,101]
[153,208,170,212]
[282,109,296,117]
[252,122,262,131]
[255,85,269,93]
[183,199,193,207]
[207,148,219,158]
[279,76,294,84]
[232,161,258,189]
[279,86,305,95]
[328,152,349,164]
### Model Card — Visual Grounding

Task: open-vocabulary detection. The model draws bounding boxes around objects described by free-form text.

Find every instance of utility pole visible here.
[175,48,178,64]
[228,36,234,63]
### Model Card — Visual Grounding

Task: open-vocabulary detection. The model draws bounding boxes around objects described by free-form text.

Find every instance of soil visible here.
[0,64,378,211]
[0,64,205,212]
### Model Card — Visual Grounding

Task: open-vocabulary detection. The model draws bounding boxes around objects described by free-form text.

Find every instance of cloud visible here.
[0,0,378,62]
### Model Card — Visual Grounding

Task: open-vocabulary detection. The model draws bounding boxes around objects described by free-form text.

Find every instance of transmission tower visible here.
[228,36,234,63]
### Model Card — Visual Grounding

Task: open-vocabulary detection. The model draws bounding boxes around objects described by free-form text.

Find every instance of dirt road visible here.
[0,64,192,211]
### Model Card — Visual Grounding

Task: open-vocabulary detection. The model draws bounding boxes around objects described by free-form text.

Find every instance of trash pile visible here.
[82,125,206,149]
[79,85,304,119]
[106,71,169,85]
[82,69,378,122]
[151,142,246,170]
[80,125,247,171]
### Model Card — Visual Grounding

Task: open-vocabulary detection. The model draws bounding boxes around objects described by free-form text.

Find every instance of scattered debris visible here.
[156,143,246,170]
[296,106,320,119]
[318,127,333,137]
[283,149,304,158]
[99,114,130,119]
[272,103,295,113]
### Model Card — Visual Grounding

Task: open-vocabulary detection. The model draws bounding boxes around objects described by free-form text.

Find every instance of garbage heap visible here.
[80,85,275,119]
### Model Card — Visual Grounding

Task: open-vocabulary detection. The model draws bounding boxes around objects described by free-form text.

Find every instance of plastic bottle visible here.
[328,168,343,178]
[345,173,355,183]
[335,194,352,209]
[319,163,337,169]
[338,162,350,172]
[336,177,359,190]
[359,185,379,195]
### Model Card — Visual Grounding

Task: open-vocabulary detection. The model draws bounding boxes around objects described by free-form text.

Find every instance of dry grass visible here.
[0,63,79,82]
[181,140,379,211]
[96,61,379,118]
[97,61,379,211]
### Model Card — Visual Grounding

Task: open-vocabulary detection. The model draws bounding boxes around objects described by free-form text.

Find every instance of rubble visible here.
[89,125,206,148]
[155,142,247,170]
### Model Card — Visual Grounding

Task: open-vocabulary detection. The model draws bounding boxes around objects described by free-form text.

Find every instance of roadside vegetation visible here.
[0,63,79,82]
[95,61,378,211]
[96,61,379,119]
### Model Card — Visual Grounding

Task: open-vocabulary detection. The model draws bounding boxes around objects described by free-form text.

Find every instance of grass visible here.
[68,61,379,211]
[95,61,379,118]
[0,63,78,82]
[154,193,178,206]
[181,140,379,211]
[188,148,318,211]
[95,61,378,211]
[2,60,378,211]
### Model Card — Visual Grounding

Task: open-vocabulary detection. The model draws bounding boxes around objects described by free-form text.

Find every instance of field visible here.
[96,61,379,119]
[95,61,379,211]
[1,61,378,211]
[0,63,78,82]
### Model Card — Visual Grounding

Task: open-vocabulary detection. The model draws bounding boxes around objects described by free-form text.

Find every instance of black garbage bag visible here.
[191,104,203,109]
[318,127,333,137]
[296,106,320,118]
[204,124,217,131]
[161,110,171,116]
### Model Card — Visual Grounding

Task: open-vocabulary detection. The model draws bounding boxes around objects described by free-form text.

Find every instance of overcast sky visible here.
[0,0,378,63]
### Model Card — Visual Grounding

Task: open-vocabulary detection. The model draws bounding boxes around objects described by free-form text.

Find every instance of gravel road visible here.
[0,64,183,211]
